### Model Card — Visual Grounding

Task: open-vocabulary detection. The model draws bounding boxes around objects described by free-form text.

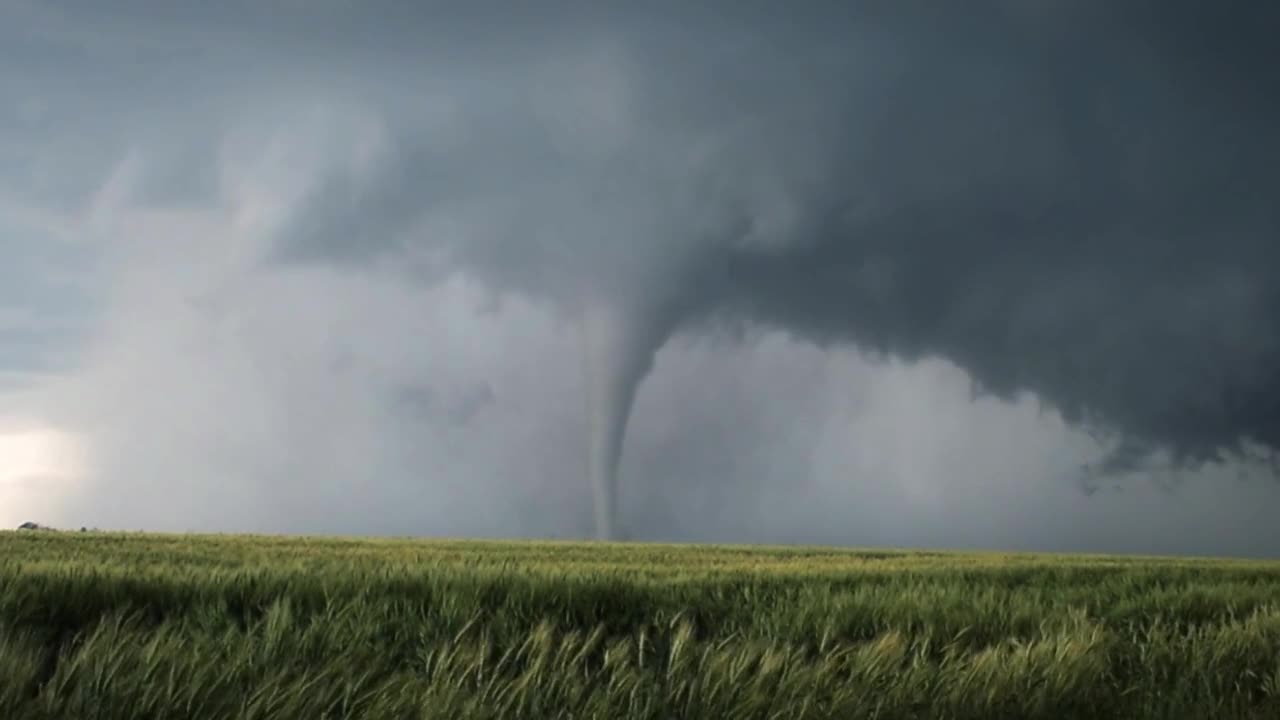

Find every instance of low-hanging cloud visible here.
[3,1,1279,551]
[268,2,1280,531]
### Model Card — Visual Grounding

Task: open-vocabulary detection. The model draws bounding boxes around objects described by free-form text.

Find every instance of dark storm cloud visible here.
[261,2,1280,473]
[5,0,1280,550]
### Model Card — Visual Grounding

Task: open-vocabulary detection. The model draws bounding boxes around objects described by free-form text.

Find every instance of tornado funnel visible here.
[581,301,675,540]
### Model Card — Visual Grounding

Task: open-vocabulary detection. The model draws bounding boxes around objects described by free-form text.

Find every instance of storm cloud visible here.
[268,2,1280,463]
[2,1,1278,552]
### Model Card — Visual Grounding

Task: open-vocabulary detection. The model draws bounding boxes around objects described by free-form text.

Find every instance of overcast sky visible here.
[2,1,1278,556]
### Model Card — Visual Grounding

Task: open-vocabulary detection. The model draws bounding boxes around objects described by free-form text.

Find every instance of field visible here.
[1,533,1278,719]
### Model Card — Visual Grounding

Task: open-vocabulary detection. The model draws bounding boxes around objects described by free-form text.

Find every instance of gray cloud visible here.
[264,2,1280,474]
[2,1,1279,553]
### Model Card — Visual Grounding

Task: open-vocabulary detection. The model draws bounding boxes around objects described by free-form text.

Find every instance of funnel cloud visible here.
[1,1,1278,550]
[582,301,685,540]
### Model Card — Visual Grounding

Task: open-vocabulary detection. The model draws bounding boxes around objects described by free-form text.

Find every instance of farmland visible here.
[1,532,1278,719]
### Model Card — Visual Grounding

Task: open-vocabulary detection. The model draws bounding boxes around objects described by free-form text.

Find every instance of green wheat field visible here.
[1,532,1278,719]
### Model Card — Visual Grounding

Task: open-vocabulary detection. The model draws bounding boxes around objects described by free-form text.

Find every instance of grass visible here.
[1,532,1278,719]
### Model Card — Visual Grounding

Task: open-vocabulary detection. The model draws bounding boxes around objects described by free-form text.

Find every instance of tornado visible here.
[581,300,677,540]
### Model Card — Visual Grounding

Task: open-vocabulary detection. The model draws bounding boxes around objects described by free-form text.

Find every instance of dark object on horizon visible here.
[17,521,52,531]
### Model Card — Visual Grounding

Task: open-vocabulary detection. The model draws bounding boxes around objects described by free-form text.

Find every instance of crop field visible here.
[0,532,1278,719]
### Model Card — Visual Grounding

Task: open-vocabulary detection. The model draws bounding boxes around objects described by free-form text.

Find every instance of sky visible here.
[1,0,1278,556]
